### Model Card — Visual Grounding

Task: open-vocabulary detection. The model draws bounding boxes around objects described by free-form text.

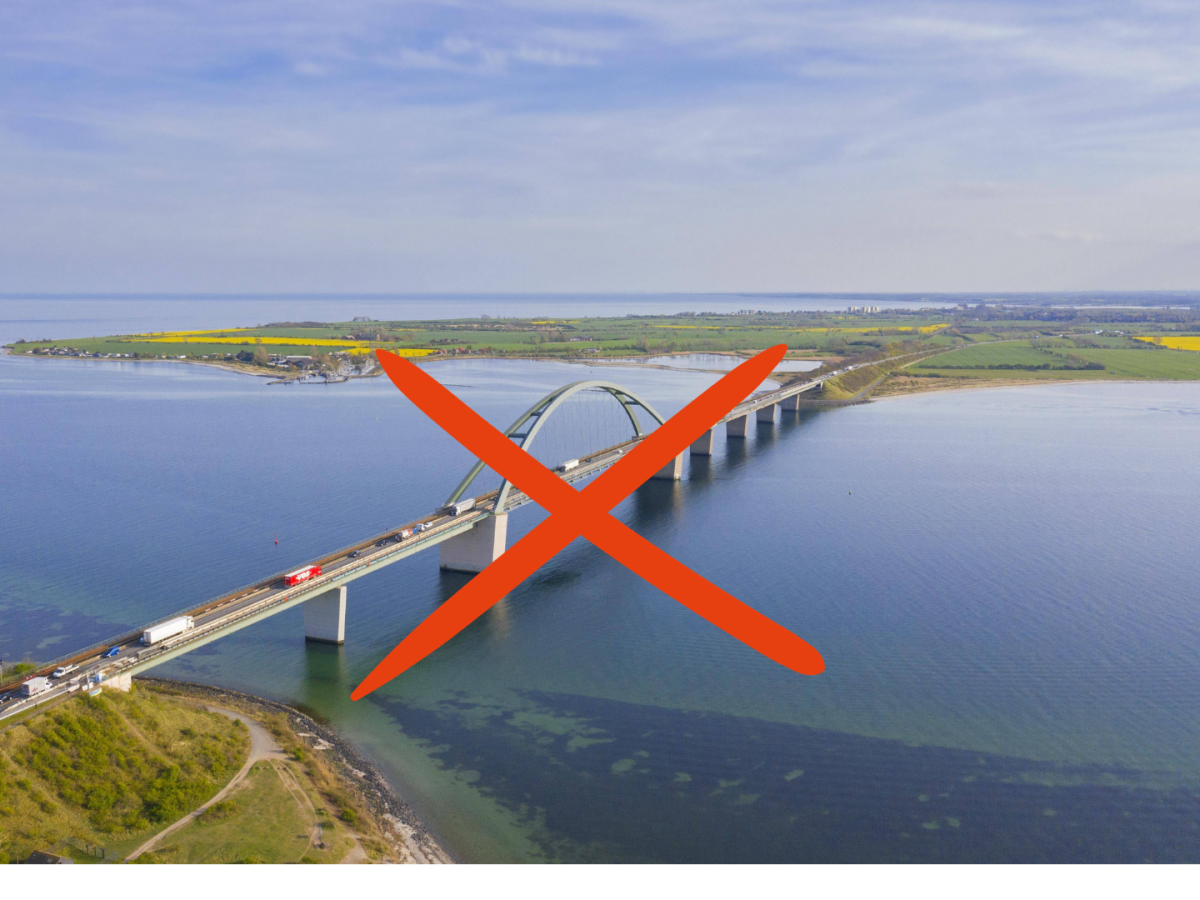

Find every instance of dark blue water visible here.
[4,305,1200,862]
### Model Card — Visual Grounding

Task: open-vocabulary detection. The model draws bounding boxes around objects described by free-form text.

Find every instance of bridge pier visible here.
[756,403,777,423]
[726,414,750,438]
[651,453,683,480]
[305,586,347,644]
[781,394,804,411]
[688,429,714,457]
[106,672,132,692]
[440,513,508,573]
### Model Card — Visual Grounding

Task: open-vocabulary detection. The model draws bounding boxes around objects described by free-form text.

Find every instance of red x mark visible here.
[351,344,824,701]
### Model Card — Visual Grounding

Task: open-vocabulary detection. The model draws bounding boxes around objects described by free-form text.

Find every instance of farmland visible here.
[912,339,1200,380]
[6,305,1200,398]
[3,313,953,368]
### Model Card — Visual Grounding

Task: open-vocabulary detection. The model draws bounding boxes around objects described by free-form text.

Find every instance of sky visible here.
[2,0,1199,293]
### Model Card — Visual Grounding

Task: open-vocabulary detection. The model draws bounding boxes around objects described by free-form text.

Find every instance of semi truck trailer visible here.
[141,616,195,645]
[284,565,322,587]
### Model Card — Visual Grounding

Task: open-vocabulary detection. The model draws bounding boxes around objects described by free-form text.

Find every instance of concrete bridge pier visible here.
[305,586,347,644]
[651,453,683,480]
[756,403,778,423]
[689,429,714,457]
[107,672,132,692]
[440,513,508,573]
[781,394,805,412]
[726,414,750,439]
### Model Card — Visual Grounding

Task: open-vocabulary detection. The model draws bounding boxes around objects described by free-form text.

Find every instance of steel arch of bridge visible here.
[445,380,667,513]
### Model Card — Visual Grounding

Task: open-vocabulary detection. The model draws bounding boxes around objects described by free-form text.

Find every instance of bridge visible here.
[0,358,851,721]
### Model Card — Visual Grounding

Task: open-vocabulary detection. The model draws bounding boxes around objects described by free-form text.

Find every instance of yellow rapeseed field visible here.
[132,336,367,347]
[649,323,948,333]
[117,330,437,357]
[352,347,435,357]
[1135,336,1200,352]
[128,329,263,339]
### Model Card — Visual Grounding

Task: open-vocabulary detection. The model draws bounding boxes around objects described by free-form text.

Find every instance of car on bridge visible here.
[102,646,121,658]
[51,664,78,679]
[350,550,361,558]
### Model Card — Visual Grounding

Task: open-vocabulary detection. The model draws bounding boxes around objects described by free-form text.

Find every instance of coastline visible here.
[9,344,1194,401]
[3,344,829,381]
[868,375,1155,402]
[136,676,454,864]
[1,347,278,379]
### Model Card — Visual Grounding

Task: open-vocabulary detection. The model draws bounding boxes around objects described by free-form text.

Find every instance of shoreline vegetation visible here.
[5,304,1200,400]
[0,678,450,864]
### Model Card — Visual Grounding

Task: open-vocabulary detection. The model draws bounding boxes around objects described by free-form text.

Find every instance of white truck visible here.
[142,615,195,645]
[442,499,475,516]
[557,459,580,473]
[21,677,51,697]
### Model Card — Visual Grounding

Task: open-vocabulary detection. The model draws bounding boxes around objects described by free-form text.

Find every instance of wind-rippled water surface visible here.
[3,345,1200,862]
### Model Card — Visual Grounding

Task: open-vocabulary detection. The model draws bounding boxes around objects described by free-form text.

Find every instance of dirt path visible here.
[124,706,286,861]
[268,759,331,856]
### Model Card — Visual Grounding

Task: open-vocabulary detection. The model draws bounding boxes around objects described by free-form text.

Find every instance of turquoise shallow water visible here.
[3,326,1200,860]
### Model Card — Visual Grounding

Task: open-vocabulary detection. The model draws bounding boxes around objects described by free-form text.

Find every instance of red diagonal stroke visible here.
[351,346,824,700]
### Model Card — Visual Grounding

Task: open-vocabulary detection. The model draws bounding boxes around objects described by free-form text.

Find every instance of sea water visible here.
[3,299,1200,862]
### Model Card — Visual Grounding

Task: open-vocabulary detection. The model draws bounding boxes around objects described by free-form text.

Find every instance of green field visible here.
[1057,349,1200,379]
[916,343,1064,369]
[916,340,1200,380]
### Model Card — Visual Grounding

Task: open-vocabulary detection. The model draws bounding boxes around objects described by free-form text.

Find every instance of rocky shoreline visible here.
[136,676,452,864]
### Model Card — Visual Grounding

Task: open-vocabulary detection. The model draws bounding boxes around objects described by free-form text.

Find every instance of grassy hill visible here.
[0,687,247,863]
[0,683,412,864]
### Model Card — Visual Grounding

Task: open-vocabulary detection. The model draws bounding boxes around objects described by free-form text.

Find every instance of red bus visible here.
[283,564,322,587]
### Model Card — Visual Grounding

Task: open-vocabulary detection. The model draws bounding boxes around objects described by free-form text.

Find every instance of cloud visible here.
[1,0,1199,291]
